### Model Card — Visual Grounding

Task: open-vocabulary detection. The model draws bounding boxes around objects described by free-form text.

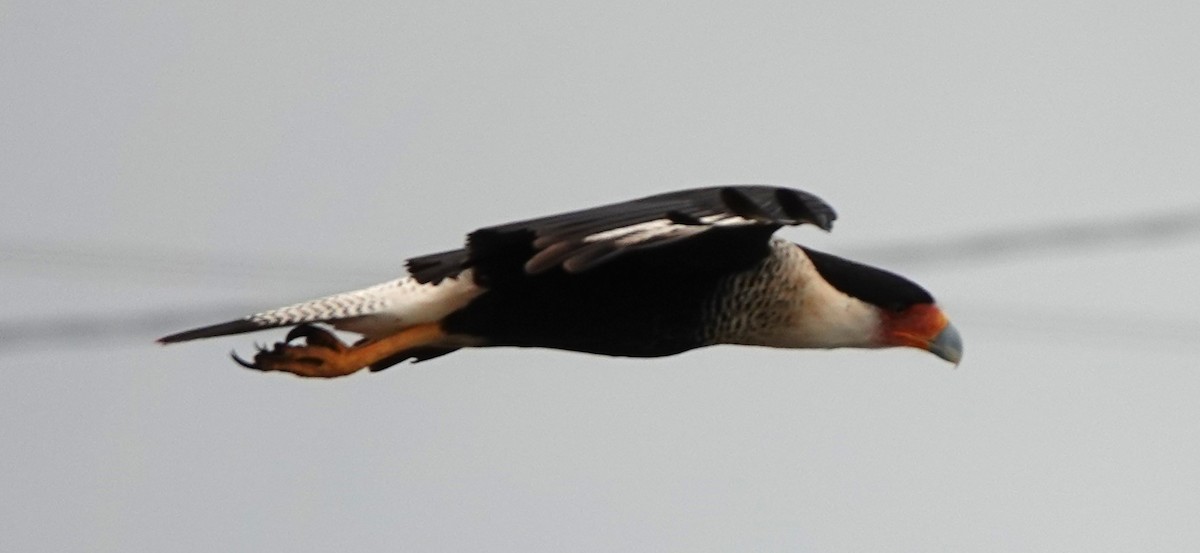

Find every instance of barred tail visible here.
[158,271,483,345]
[157,278,407,344]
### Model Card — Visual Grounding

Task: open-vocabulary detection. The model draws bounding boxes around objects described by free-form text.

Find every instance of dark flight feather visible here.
[405,185,836,285]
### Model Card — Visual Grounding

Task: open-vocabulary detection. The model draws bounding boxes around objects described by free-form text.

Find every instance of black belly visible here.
[442,263,728,357]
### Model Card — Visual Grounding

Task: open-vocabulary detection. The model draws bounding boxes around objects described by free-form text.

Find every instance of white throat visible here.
[731,240,883,350]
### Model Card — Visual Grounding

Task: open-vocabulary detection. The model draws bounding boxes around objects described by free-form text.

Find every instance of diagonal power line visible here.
[3,205,1200,352]
[842,204,1200,266]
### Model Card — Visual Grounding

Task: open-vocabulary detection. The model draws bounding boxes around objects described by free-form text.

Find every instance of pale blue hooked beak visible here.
[929,322,963,366]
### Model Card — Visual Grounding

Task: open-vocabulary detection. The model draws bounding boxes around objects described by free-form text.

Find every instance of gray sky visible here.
[3,1,1199,552]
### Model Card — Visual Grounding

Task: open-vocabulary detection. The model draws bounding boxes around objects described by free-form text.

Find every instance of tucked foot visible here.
[231,324,364,378]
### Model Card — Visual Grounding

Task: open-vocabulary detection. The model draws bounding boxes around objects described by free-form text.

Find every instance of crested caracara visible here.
[159,186,962,377]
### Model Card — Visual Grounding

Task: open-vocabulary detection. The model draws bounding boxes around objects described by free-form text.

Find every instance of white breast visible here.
[725,239,882,350]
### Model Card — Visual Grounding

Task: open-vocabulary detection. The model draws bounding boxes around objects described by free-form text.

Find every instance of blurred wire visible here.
[0,305,259,353]
[957,304,1200,348]
[0,240,396,285]
[843,204,1200,266]
[2,205,1199,352]
[7,205,1198,280]
[2,301,1196,354]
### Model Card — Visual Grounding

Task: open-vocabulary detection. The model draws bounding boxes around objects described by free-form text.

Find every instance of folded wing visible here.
[407,185,837,285]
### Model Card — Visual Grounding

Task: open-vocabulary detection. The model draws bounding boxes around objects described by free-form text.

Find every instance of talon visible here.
[285,324,344,350]
[230,334,354,378]
[231,350,262,370]
[228,322,446,379]
[285,324,316,343]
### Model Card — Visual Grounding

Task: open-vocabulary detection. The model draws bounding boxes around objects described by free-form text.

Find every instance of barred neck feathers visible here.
[710,239,883,350]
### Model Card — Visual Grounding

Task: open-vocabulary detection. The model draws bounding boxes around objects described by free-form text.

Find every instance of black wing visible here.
[405,185,836,285]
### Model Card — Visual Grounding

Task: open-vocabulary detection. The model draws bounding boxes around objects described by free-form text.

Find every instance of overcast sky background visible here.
[3,2,1199,552]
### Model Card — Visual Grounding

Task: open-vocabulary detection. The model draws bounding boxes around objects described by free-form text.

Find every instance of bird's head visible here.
[800,246,963,365]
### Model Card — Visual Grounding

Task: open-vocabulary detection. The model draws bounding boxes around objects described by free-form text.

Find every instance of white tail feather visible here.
[247,271,483,339]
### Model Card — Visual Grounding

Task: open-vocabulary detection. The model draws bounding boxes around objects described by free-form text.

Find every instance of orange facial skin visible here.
[878,303,951,350]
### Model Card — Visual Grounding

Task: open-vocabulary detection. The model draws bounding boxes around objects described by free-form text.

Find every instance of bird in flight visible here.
[159,185,962,377]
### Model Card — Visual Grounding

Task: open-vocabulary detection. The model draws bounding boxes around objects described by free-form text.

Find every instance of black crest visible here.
[800,247,934,311]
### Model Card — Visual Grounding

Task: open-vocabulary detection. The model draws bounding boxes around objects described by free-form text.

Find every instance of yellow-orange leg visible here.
[232,323,446,378]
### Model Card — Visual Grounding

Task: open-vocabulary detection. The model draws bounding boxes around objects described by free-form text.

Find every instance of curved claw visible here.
[225,323,395,377]
[285,324,343,350]
[231,350,263,370]
[285,324,317,343]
